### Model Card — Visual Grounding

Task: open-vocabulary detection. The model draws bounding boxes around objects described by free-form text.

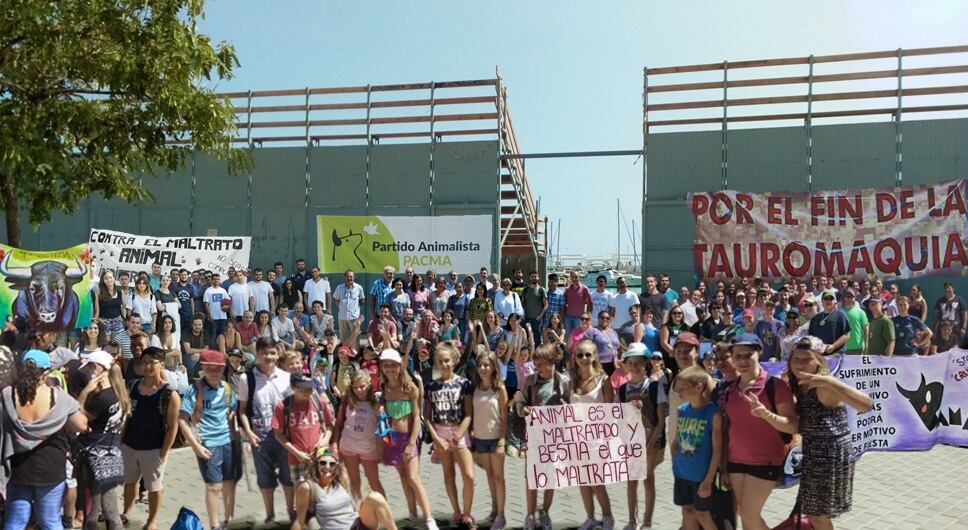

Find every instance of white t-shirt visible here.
[227,282,253,317]
[236,365,292,437]
[203,286,229,320]
[304,278,332,310]
[130,293,157,322]
[591,290,612,320]
[610,291,640,329]
[680,300,699,327]
[333,282,365,321]
[271,317,296,342]
[249,281,274,313]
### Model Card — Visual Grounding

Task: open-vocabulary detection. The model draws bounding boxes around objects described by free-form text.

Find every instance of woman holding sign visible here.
[786,336,871,530]
[571,339,616,530]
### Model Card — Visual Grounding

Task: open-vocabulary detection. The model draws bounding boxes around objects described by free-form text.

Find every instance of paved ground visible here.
[136,444,968,530]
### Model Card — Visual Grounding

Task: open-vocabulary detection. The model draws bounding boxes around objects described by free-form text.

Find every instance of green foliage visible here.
[0,0,249,242]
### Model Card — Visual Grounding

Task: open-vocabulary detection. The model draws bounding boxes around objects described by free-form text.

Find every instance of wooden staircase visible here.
[497,83,546,258]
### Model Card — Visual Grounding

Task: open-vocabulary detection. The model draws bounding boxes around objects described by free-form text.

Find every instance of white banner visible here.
[316,215,492,273]
[89,228,251,276]
[526,403,647,489]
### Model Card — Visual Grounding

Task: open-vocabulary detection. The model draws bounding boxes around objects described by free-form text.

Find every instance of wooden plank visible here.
[648,85,968,111]
[434,128,498,137]
[500,191,518,200]
[648,103,968,128]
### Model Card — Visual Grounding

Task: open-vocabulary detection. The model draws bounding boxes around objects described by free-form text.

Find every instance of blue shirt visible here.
[892,315,927,356]
[673,402,719,482]
[179,379,237,448]
[369,278,394,312]
[755,319,784,360]
[543,289,565,327]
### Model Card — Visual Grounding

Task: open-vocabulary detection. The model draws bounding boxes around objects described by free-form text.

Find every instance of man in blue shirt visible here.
[369,265,395,318]
[892,296,932,356]
[807,291,851,354]
[542,273,565,329]
[755,299,784,361]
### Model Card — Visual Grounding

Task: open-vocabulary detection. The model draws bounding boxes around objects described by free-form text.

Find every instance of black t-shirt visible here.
[808,310,851,351]
[700,317,727,341]
[935,295,967,328]
[122,381,168,450]
[425,376,472,424]
[85,387,125,435]
[10,428,69,487]
[639,293,670,327]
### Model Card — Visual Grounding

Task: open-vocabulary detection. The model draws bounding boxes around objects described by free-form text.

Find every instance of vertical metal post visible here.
[495,69,504,274]
[364,84,372,208]
[895,48,904,186]
[429,81,436,209]
[617,198,621,269]
[304,87,311,209]
[806,55,815,192]
[189,149,197,233]
[641,67,649,273]
[721,61,729,190]
[246,91,253,147]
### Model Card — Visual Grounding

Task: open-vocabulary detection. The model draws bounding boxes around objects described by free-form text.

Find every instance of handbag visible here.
[78,433,125,488]
[771,501,813,530]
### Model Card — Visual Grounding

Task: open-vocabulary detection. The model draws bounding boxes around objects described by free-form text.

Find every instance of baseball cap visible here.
[379,349,402,364]
[22,349,51,369]
[675,332,700,348]
[649,350,663,359]
[199,349,226,366]
[821,290,836,300]
[621,342,649,360]
[785,308,800,318]
[290,373,315,390]
[844,289,857,298]
[227,348,244,358]
[336,344,355,356]
[81,350,114,370]
[794,336,825,353]
[730,333,763,350]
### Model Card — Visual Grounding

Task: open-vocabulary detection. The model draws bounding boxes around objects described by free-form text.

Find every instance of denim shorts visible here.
[197,443,234,484]
[253,434,293,489]
[470,437,505,454]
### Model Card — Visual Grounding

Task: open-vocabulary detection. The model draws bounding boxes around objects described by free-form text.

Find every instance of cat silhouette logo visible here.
[896,374,945,431]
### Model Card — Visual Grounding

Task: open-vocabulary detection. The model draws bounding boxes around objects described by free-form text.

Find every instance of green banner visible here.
[0,243,93,332]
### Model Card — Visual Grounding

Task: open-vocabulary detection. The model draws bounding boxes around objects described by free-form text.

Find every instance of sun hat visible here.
[379,349,402,364]
[22,349,51,369]
[81,350,114,370]
[621,342,649,360]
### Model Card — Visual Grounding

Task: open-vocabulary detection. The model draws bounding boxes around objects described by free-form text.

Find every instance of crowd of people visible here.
[0,259,958,530]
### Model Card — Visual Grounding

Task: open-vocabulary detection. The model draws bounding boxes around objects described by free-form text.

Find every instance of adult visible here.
[609,276,639,331]
[333,270,365,341]
[477,266,493,291]
[272,262,287,289]
[932,320,960,355]
[659,306,688,370]
[0,350,88,530]
[892,296,932,356]
[808,291,851,354]
[150,314,181,370]
[291,447,397,530]
[429,278,452,320]
[93,269,127,337]
[522,271,548,343]
[570,340,615,530]
[866,297,895,356]
[386,278,411,329]
[238,337,294,523]
[617,304,646,347]
[841,290,870,355]
[700,303,727,342]
[788,336,872,530]
[777,308,807,361]
[130,276,158,334]
[235,311,259,354]
[120,347,181,530]
[583,311,620,376]
[227,271,254,321]
[590,275,613,324]
[291,259,311,292]
[367,305,399,352]
[467,284,493,327]
[933,282,967,337]
[280,278,303,310]
[310,301,336,345]
[754,300,784,361]
[77,320,105,357]
[249,268,276,314]
[304,267,333,313]
[658,273,678,307]
[722,334,796,530]
[203,273,230,337]
[272,305,304,351]
[493,278,524,327]
[542,273,565,331]
[408,275,430,315]
[567,312,595,362]
[183,316,211,378]
[639,275,670,328]
[369,266,395,318]
[563,270,592,335]
[678,289,703,327]
[171,269,196,337]
[148,262,163,292]
[447,281,472,339]
[116,313,142,373]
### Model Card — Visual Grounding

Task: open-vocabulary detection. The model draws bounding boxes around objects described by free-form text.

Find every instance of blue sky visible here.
[198,0,968,260]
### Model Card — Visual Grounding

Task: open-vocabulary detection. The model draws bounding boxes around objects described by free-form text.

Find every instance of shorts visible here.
[727,461,783,482]
[434,424,470,449]
[65,459,77,489]
[339,440,381,463]
[289,461,315,483]
[197,443,234,484]
[121,444,165,492]
[103,316,126,335]
[382,432,419,467]
[673,477,714,511]
[470,437,505,454]
[252,434,293,489]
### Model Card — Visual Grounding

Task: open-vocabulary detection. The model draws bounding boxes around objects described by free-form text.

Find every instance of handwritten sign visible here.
[526,403,646,489]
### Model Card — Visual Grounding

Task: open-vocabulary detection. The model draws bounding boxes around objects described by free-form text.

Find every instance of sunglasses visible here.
[581,317,591,321]
[576,353,594,359]
[671,311,683,315]
[316,461,338,469]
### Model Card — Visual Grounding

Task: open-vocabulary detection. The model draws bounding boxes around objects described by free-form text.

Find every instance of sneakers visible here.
[602,516,615,530]
[577,518,598,530]
[640,522,653,529]
[491,515,506,530]
[622,523,639,530]
[523,514,536,530]
[425,519,439,530]
[538,509,552,530]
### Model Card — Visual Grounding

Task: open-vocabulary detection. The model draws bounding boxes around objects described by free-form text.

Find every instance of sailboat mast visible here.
[617,198,621,270]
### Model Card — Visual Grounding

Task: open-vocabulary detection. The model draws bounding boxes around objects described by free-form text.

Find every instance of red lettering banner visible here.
[687,179,968,280]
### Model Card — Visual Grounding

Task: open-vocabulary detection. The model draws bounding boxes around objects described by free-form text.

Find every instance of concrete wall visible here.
[3,140,500,294]
[643,117,968,321]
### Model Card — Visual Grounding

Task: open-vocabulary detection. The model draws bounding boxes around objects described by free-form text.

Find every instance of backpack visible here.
[618,380,661,430]
[130,379,186,448]
[171,507,203,530]
[191,379,234,425]
[281,392,332,438]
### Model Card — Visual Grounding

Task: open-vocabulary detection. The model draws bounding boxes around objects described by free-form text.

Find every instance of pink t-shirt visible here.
[564,284,591,318]
[723,368,794,466]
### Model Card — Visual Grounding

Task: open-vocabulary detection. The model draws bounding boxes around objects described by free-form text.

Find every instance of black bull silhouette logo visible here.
[1,254,87,332]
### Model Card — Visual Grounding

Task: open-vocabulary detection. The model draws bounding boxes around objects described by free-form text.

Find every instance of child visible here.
[279,350,304,376]
[329,344,358,412]
[515,343,572,530]
[413,339,434,386]
[671,366,722,530]
[334,372,384,501]
[272,374,334,492]
[617,344,668,530]
[426,342,475,528]
[312,355,329,396]
[471,350,508,530]
[178,350,238,530]
[359,345,380,392]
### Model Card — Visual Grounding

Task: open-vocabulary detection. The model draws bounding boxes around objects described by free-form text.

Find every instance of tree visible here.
[0,0,248,247]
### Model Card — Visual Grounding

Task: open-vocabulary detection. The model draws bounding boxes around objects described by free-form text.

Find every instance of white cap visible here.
[81,350,114,370]
[379,349,402,364]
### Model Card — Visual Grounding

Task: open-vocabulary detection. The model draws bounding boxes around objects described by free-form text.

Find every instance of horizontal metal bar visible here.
[502,149,643,160]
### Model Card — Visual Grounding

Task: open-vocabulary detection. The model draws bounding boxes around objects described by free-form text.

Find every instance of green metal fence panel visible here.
[728,127,809,193]
[308,146,367,208]
[369,144,431,207]
[251,148,308,208]
[141,208,191,237]
[195,152,248,208]
[433,141,499,204]
[902,118,968,186]
[142,168,193,208]
[251,207,307,271]
[648,130,723,199]
[812,122,896,191]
